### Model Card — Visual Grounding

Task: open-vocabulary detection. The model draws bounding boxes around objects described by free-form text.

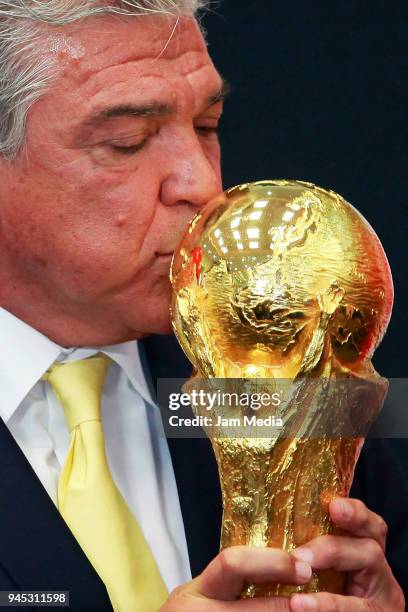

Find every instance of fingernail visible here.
[295,561,312,581]
[292,547,314,563]
[292,594,317,610]
[332,498,353,520]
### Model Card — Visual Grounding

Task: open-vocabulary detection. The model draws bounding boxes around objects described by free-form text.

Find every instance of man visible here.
[0,1,404,610]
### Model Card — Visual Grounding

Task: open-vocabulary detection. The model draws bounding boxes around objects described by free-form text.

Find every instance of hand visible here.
[290,498,405,611]
[160,545,312,610]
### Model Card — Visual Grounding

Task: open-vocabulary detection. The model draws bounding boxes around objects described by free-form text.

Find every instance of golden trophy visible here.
[170,180,393,597]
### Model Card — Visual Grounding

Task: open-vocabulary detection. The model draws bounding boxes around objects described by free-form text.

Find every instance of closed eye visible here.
[195,126,220,136]
[109,139,148,155]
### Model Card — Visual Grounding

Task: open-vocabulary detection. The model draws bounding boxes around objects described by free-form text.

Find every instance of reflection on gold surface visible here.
[170,180,393,596]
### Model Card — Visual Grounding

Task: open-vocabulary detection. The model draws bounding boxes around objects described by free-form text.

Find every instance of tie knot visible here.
[43,354,111,431]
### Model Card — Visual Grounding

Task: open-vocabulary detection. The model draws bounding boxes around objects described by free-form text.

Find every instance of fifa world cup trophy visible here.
[170,180,393,597]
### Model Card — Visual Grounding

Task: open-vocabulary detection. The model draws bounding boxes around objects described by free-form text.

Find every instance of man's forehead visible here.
[41,14,222,126]
[51,15,210,82]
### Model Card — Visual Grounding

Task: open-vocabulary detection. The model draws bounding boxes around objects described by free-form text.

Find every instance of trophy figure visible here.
[170,180,393,597]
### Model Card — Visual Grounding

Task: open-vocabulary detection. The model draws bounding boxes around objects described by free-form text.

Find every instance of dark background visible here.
[203,1,408,466]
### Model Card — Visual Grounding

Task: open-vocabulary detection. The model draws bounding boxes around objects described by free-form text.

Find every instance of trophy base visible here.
[213,436,364,599]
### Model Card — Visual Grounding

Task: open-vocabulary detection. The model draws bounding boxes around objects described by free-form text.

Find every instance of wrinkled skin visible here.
[0,16,223,346]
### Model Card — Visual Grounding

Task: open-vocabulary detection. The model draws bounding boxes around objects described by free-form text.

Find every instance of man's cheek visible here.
[43,217,142,289]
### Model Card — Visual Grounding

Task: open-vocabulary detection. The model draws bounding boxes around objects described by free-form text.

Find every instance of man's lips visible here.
[155,251,174,258]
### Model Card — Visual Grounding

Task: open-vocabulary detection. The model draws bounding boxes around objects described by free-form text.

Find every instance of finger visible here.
[231,598,292,611]
[329,498,388,550]
[290,592,368,611]
[198,597,293,611]
[163,592,292,612]
[292,535,386,576]
[196,546,312,600]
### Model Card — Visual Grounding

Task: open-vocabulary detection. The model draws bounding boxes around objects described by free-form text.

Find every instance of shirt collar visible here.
[80,341,153,407]
[0,307,153,423]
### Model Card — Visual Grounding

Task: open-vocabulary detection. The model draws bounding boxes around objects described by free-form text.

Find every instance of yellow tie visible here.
[43,354,168,612]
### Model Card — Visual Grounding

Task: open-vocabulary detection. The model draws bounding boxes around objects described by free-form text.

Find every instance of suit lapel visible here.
[141,335,222,577]
[0,417,112,611]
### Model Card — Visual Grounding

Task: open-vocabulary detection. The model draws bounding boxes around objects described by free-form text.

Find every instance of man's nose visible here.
[159,130,221,208]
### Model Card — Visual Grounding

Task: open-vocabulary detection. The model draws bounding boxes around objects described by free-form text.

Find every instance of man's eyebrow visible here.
[84,102,174,127]
[205,79,231,107]
[81,79,231,129]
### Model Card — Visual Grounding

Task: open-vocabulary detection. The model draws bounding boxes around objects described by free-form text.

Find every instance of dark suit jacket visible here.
[0,334,406,611]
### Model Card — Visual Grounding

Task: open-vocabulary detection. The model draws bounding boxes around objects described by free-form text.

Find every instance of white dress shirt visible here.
[0,307,191,593]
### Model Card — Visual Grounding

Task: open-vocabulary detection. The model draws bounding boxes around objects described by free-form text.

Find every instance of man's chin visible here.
[126,309,174,338]
[150,317,174,336]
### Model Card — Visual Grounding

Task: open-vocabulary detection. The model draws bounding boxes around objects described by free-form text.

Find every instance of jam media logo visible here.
[166,388,284,433]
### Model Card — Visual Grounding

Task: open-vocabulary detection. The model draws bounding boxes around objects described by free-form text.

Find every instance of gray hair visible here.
[0,0,208,160]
